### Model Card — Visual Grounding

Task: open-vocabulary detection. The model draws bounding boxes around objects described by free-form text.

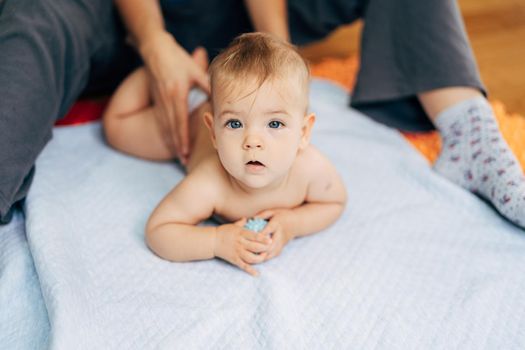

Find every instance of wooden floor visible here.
[300,0,525,116]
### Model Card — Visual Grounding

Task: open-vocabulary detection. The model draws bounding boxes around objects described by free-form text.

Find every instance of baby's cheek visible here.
[220,157,236,175]
[277,142,300,163]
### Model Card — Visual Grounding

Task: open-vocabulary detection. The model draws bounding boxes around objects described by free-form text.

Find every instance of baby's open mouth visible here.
[246,160,264,166]
[246,160,265,171]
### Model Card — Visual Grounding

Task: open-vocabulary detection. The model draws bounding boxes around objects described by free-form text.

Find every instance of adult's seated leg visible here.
[350,0,484,131]
[286,0,434,131]
[0,0,117,223]
[352,0,525,228]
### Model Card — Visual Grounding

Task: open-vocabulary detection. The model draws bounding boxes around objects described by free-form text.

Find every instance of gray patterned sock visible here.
[433,96,525,228]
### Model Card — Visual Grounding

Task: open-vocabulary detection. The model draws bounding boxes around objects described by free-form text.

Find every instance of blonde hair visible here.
[209,32,310,105]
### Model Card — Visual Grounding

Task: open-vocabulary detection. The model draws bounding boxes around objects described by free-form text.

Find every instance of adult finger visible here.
[151,82,178,157]
[173,90,190,160]
[154,101,179,157]
[194,70,211,95]
[163,90,182,157]
[150,84,171,146]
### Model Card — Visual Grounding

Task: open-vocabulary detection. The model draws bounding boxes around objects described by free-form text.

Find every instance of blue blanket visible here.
[2,80,525,349]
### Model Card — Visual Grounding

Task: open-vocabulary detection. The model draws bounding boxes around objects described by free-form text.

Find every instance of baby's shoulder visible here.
[295,145,346,202]
[186,156,228,192]
[294,145,339,183]
[296,145,332,170]
[191,154,222,173]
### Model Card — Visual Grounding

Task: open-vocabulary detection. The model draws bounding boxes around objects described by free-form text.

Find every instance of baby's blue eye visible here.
[268,120,284,129]
[226,119,242,129]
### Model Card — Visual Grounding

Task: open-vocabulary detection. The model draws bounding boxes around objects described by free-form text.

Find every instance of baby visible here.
[103,33,347,276]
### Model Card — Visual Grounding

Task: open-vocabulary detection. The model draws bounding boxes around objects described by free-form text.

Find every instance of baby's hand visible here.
[213,218,272,276]
[256,209,294,261]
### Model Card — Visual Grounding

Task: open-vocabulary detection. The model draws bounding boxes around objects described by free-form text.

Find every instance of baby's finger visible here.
[242,230,272,244]
[241,250,267,264]
[235,258,259,277]
[260,221,276,237]
[264,248,278,261]
[255,209,274,220]
[241,239,270,253]
[234,217,247,228]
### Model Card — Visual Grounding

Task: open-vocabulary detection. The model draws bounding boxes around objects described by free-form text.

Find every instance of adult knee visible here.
[0,0,115,115]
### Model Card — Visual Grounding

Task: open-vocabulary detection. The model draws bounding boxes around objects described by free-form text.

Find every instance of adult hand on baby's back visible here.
[139,31,210,164]
[213,218,272,277]
[256,209,294,261]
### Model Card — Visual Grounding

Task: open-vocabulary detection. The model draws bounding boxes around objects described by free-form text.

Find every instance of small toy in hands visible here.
[244,218,268,233]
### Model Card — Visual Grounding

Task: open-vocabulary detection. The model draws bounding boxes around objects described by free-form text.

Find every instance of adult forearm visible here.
[244,0,289,41]
[114,0,166,51]
[287,202,345,239]
[146,223,217,262]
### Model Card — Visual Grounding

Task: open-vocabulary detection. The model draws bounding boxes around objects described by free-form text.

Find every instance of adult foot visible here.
[433,96,525,228]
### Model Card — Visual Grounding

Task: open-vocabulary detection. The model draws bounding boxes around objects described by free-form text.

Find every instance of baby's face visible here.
[206,77,312,190]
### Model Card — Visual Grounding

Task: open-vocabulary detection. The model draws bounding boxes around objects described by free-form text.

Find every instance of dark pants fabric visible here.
[352,0,484,130]
[288,0,485,131]
[0,0,125,223]
[0,0,484,223]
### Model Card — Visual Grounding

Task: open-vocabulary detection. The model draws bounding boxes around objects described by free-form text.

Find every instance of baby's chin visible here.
[237,177,272,190]
[228,172,277,191]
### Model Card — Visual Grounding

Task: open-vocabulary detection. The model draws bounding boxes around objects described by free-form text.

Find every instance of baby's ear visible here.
[300,113,316,149]
[203,112,217,148]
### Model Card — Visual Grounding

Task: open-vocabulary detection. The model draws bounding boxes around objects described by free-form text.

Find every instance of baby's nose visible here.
[243,135,264,150]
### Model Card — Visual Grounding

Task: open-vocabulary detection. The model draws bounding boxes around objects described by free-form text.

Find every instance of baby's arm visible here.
[146,162,271,275]
[290,150,346,237]
[146,170,218,261]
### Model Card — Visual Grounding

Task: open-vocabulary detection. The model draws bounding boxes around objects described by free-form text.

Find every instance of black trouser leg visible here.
[0,0,121,223]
